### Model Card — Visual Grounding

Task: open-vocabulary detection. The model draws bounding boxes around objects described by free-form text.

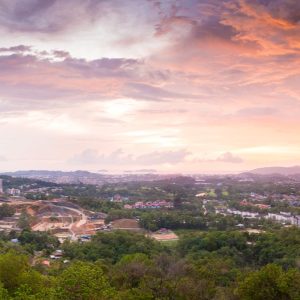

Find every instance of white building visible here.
[265,213,300,226]
[227,209,259,219]
[6,188,21,196]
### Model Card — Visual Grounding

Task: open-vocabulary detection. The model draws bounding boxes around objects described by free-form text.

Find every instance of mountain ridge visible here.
[248,166,300,175]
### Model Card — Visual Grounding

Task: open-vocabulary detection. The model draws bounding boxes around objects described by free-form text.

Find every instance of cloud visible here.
[136,149,189,165]
[69,148,189,166]
[0,49,141,107]
[0,0,299,173]
[236,107,277,117]
[0,155,7,162]
[0,46,205,113]
[0,45,31,52]
[0,0,105,33]
[193,151,244,164]
[216,152,244,163]
[151,0,300,75]
[51,50,70,58]
[220,0,300,56]
[125,82,198,101]
[70,149,244,167]
[124,169,157,173]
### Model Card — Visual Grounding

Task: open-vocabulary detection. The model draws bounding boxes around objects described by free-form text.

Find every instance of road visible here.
[32,202,88,241]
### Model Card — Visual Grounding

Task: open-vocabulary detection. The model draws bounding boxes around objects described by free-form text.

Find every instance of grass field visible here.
[174,229,206,236]
[160,239,178,247]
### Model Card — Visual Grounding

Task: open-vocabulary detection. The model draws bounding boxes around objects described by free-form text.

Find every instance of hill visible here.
[249,166,300,176]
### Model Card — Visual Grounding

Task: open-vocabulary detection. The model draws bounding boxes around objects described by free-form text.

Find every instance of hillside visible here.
[249,166,300,176]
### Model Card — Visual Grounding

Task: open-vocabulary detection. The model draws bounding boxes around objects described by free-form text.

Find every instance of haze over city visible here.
[0,0,299,173]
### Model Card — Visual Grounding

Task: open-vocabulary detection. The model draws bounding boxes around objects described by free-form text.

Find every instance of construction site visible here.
[0,198,106,242]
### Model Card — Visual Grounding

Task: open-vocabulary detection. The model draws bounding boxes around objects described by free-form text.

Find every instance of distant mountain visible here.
[0,170,178,185]
[1,170,104,184]
[3,170,96,177]
[249,166,300,176]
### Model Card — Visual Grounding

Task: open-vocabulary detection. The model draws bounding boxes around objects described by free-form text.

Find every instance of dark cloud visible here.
[52,50,70,58]
[257,0,300,24]
[153,0,300,58]
[0,53,36,71]
[0,0,106,33]
[153,1,241,45]
[0,45,31,52]
[63,57,140,78]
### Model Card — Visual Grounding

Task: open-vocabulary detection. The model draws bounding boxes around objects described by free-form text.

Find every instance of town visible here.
[1,171,300,242]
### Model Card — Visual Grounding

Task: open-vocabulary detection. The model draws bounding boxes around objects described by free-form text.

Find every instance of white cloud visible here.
[69,148,190,166]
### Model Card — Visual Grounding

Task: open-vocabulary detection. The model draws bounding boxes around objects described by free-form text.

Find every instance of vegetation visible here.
[0,174,299,298]
[0,204,15,219]
[0,227,298,299]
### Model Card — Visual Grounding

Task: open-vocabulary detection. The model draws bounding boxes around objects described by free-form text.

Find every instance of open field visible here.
[111,218,141,231]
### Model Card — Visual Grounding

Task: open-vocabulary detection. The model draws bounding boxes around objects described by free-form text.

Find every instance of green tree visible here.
[18,210,31,230]
[0,204,15,219]
[236,264,300,300]
[19,230,59,253]
[112,253,151,289]
[57,261,116,300]
[0,251,29,292]
[0,282,9,300]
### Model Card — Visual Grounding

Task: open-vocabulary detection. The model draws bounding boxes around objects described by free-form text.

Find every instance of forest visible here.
[0,227,299,299]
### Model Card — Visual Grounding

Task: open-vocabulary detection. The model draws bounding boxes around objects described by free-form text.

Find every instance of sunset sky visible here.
[0,0,299,173]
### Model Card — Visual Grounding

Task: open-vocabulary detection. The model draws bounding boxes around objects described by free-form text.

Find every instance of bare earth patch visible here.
[111,219,141,230]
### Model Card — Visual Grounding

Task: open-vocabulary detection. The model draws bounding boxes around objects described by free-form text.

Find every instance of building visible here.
[227,208,259,219]
[111,194,127,202]
[127,200,174,209]
[0,179,3,194]
[6,188,21,196]
[266,213,300,226]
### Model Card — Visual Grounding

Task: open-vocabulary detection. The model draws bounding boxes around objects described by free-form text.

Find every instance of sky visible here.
[0,0,299,173]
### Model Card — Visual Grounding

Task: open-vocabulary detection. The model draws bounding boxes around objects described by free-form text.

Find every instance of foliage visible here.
[139,210,207,231]
[56,261,115,300]
[0,204,15,219]
[62,231,165,263]
[17,210,31,230]
[0,229,298,299]
[19,230,59,253]
[236,264,300,300]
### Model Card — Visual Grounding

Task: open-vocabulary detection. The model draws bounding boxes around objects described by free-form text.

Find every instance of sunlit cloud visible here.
[235,146,300,155]
[0,0,299,171]
[1,111,87,135]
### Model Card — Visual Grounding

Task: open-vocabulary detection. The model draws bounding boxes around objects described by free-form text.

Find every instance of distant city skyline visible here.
[0,0,299,172]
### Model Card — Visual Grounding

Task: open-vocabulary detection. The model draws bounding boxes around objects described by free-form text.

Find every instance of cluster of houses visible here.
[110,194,129,202]
[226,208,259,219]
[249,192,300,207]
[6,188,21,197]
[124,200,174,210]
[266,212,300,226]
[239,200,271,210]
[216,207,300,227]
